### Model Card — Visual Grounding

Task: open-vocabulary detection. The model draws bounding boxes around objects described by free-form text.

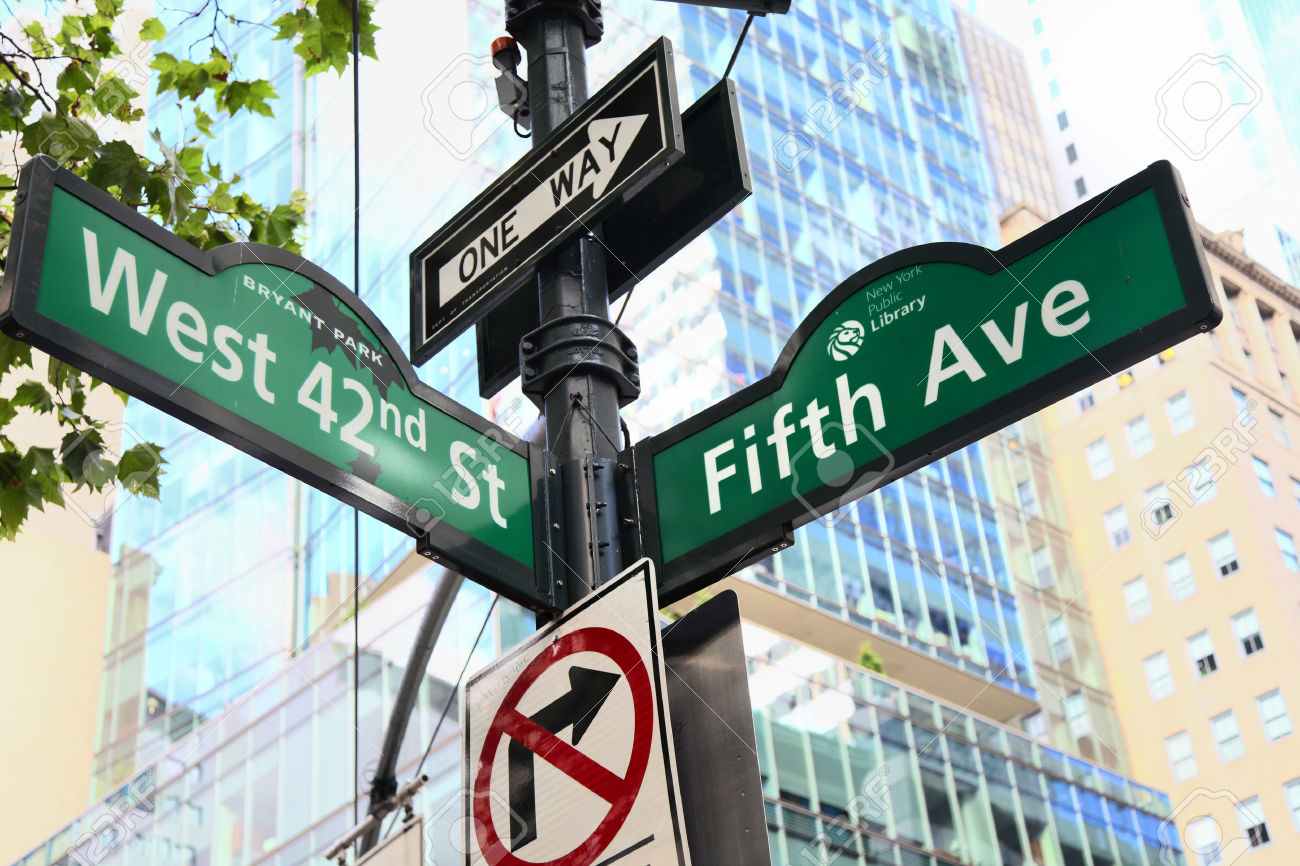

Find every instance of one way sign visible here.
[463,559,691,866]
[410,38,683,366]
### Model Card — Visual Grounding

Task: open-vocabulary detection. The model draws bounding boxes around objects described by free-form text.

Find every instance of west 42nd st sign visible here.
[0,158,551,608]
[629,160,1222,604]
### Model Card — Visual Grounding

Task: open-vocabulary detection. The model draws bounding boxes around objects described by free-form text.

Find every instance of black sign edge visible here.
[629,159,1223,603]
[410,36,686,368]
[0,156,547,606]
[460,558,687,863]
[473,75,754,400]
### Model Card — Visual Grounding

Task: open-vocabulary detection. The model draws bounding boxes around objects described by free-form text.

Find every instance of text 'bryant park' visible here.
[5,2,1300,866]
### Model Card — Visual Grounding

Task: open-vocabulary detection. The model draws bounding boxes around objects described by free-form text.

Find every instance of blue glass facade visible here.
[16,0,1183,864]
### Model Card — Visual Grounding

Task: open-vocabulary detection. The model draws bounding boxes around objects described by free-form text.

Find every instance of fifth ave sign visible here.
[409,38,683,366]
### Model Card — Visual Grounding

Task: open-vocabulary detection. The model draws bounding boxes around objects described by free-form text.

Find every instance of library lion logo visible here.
[828,320,865,361]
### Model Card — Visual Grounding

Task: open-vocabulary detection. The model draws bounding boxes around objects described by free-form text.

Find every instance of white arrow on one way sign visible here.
[438,114,649,305]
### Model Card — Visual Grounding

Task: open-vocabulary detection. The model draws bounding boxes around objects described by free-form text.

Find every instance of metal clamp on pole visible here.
[505,0,603,46]
[324,774,428,864]
[519,314,640,407]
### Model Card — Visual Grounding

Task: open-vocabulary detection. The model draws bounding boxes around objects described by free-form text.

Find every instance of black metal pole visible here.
[357,571,463,853]
[507,0,632,605]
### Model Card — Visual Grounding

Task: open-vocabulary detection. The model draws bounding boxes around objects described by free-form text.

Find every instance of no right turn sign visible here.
[462,559,691,866]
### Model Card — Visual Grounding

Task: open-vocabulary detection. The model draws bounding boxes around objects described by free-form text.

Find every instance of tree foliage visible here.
[858,640,886,674]
[0,0,377,540]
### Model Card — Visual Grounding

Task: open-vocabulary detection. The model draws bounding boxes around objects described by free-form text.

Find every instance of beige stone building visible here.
[1038,222,1300,863]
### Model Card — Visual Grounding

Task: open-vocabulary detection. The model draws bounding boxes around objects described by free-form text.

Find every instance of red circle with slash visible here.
[473,627,653,866]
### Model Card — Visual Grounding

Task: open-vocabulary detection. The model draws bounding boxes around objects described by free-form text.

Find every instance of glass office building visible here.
[16,589,1179,866]
[16,0,1182,864]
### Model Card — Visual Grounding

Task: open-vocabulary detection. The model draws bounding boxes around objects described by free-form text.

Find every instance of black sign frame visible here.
[410,37,685,367]
[624,160,1222,605]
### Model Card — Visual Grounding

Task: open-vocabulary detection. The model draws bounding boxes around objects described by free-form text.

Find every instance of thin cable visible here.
[350,0,362,843]
[722,12,755,80]
[611,284,634,328]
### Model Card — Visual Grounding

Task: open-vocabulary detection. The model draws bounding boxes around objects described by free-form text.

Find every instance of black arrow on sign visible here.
[508,666,622,850]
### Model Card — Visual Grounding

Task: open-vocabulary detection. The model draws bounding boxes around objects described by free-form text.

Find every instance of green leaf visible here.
[193,105,214,137]
[223,79,277,117]
[0,334,33,378]
[0,397,16,429]
[139,17,166,41]
[0,485,31,539]
[117,443,165,497]
[90,76,140,120]
[85,140,150,201]
[12,380,55,414]
[59,428,103,487]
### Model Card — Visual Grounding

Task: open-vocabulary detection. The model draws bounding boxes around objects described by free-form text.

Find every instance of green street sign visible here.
[1,158,549,609]
[629,160,1221,604]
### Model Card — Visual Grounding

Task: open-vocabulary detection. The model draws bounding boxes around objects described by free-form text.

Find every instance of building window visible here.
[1063,691,1090,739]
[1253,457,1276,497]
[1076,387,1095,413]
[1209,531,1239,577]
[1057,110,1069,130]
[1049,78,1061,99]
[1123,576,1153,623]
[1236,796,1271,847]
[1032,16,1044,33]
[1023,710,1047,740]
[1074,177,1087,197]
[1277,528,1300,572]
[1040,47,1052,65]
[1016,479,1039,515]
[1187,630,1218,677]
[1225,287,1242,327]
[1281,371,1293,396]
[1086,437,1114,479]
[1284,779,1300,831]
[1165,731,1198,782]
[1292,477,1300,512]
[1242,347,1257,375]
[1031,545,1053,587]
[1231,387,1249,412]
[1048,616,1073,663]
[1126,414,1154,457]
[1066,142,1077,163]
[1104,505,1131,549]
[1257,689,1293,741]
[1231,608,1264,656]
[1211,710,1245,762]
[1146,483,1175,528]
[1186,817,1225,864]
[1167,390,1196,433]
[1165,554,1196,601]
[1144,651,1175,700]
[1270,408,1289,446]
